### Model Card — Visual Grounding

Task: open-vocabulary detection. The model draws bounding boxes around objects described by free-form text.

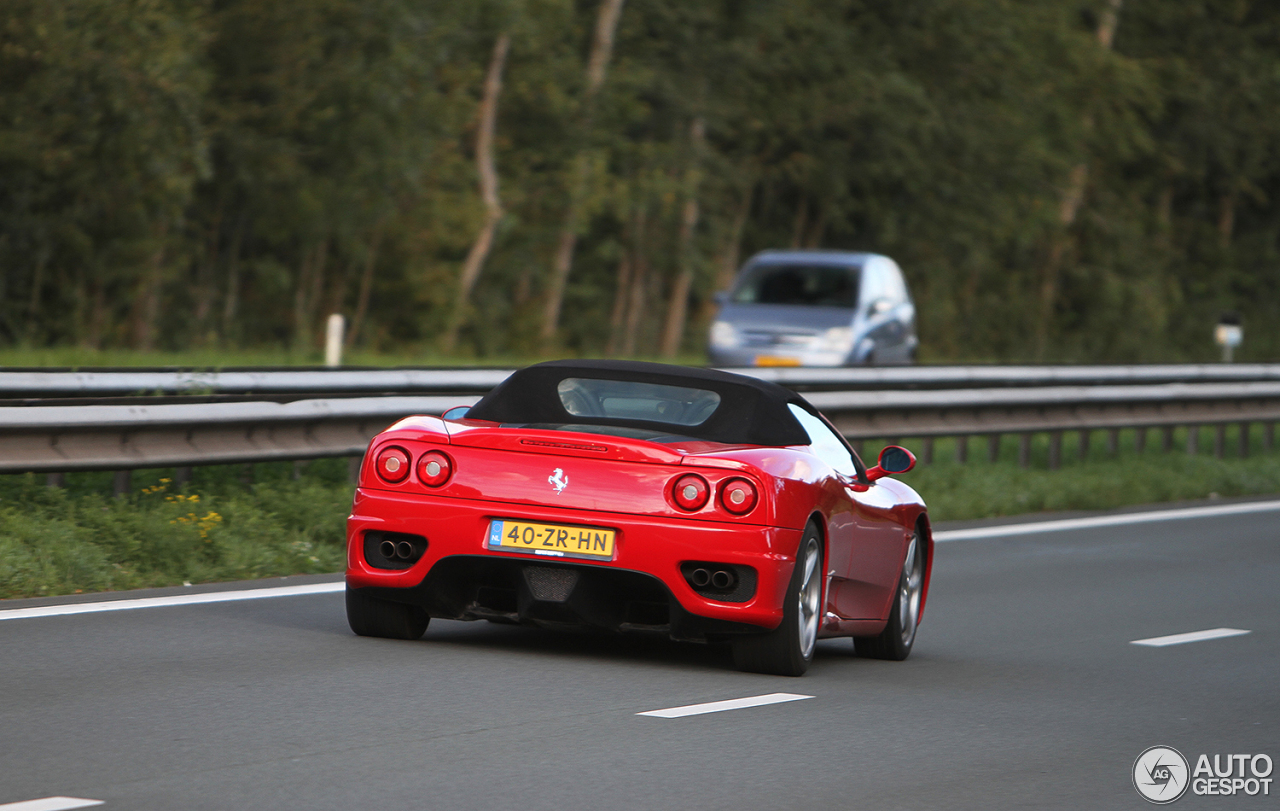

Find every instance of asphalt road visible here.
[1,502,1276,810]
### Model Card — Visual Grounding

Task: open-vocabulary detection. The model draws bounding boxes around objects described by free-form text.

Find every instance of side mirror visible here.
[868,298,893,317]
[865,445,916,483]
[441,406,471,420]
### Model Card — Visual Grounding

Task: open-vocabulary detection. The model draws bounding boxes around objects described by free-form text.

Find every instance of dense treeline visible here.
[2,0,1278,362]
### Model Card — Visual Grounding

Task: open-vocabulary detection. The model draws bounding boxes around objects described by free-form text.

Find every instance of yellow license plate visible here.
[486,519,616,560]
[754,355,802,367]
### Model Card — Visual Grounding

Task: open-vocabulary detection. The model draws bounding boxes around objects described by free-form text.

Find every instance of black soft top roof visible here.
[466,359,814,446]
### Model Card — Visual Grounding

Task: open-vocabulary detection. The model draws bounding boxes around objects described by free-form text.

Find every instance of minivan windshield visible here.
[731,263,859,308]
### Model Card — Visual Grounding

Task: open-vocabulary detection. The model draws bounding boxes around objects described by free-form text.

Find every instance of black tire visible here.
[346,586,429,640]
[854,531,923,660]
[732,523,823,676]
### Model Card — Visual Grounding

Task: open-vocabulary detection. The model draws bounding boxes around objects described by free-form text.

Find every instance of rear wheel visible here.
[346,586,429,640]
[732,523,823,676]
[855,531,923,660]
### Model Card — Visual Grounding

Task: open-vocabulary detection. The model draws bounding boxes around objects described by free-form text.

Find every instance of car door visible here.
[840,478,907,619]
[881,259,915,363]
[788,406,903,620]
[858,260,896,363]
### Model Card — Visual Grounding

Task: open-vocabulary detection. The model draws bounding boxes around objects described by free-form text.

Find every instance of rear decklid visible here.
[366,420,767,523]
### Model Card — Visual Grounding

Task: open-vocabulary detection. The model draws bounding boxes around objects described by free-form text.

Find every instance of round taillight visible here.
[375,446,411,483]
[416,450,453,487]
[720,478,758,515]
[672,474,710,511]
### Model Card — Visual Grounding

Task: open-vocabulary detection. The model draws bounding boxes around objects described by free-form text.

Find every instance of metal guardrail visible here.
[0,396,478,474]
[6,363,1280,397]
[0,368,511,399]
[738,363,1280,390]
[2,368,1279,482]
[811,381,1280,466]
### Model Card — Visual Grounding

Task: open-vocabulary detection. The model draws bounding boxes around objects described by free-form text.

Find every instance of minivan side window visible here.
[788,404,857,477]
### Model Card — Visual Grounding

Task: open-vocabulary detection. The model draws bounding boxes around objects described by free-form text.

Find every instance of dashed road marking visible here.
[934,499,1280,542]
[0,582,343,622]
[638,692,814,718]
[0,798,104,811]
[1131,628,1251,647]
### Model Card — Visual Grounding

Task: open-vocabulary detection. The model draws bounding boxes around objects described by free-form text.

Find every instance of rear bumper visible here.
[346,488,803,634]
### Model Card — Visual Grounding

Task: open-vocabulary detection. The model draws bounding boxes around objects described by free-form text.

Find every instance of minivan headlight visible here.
[710,320,741,349]
[815,326,854,352]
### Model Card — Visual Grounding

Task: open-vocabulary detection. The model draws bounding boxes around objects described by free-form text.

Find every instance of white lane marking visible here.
[0,582,344,622]
[637,692,814,718]
[1131,628,1251,647]
[933,499,1280,542]
[0,798,104,811]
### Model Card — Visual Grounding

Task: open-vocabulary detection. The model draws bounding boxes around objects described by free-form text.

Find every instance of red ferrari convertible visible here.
[346,360,932,675]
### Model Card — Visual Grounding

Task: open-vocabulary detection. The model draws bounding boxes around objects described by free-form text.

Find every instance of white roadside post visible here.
[1215,313,1242,363]
[325,314,345,367]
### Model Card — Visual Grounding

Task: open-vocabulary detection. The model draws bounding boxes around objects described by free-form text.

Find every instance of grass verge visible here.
[0,460,352,600]
[1,428,1278,600]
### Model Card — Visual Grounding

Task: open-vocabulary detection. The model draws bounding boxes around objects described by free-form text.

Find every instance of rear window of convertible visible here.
[556,378,722,427]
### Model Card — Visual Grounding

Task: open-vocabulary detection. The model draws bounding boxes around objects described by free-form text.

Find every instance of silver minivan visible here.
[707,250,917,367]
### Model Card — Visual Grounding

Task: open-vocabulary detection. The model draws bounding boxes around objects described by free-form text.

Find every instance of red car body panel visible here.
[345,411,931,639]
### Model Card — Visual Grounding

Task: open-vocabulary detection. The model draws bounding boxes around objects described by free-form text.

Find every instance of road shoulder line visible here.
[0,582,344,622]
[934,499,1280,542]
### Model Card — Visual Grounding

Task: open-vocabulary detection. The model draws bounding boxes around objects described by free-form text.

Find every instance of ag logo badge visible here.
[1133,746,1190,804]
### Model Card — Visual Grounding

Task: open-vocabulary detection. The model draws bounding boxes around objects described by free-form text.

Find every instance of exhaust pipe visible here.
[711,569,736,590]
[379,539,398,560]
[690,568,711,588]
[395,540,415,560]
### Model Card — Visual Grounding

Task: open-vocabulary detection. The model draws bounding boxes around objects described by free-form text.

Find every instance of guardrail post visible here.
[46,472,65,488]
[113,470,132,497]
[1213,424,1225,459]
[1078,430,1091,460]
[955,435,968,464]
[1135,427,1147,454]
[1265,422,1275,452]
[1107,428,1119,457]
[174,467,192,487]
[1187,425,1199,455]
[1238,422,1249,458]
[987,434,1001,463]
[1048,432,1062,470]
[1162,426,1174,453]
[348,456,362,483]
[920,437,934,465]
[1018,434,1032,468]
